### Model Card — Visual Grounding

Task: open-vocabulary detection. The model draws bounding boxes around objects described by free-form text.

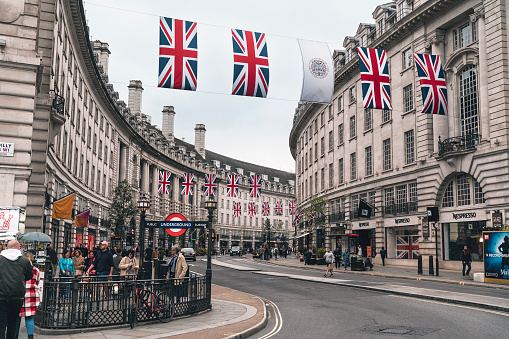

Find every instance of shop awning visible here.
[288,233,310,240]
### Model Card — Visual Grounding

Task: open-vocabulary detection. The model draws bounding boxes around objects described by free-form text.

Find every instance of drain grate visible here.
[354,325,440,337]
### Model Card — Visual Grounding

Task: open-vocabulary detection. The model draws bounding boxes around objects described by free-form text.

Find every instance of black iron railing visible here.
[382,202,417,216]
[35,273,210,329]
[52,94,65,116]
[438,133,480,157]
[328,212,346,223]
[89,215,98,225]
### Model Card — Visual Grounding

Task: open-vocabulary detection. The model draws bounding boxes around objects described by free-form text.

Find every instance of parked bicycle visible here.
[130,282,174,328]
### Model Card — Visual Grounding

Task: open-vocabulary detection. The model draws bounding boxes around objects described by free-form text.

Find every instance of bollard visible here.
[429,255,434,276]
[142,261,152,280]
[417,255,423,275]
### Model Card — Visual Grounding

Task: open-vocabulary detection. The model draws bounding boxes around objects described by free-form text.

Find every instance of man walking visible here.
[460,245,472,278]
[86,241,114,278]
[333,247,342,269]
[324,248,334,277]
[380,247,387,266]
[341,248,349,271]
[0,240,33,339]
[168,246,188,301]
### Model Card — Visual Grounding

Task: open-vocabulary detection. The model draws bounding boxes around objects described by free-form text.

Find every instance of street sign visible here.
[433,222,439,229]
[164,213,188,237]
[193,221,209,228]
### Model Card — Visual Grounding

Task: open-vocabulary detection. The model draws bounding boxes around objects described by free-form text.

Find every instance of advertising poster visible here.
[0,207,20,240]
[483,231,509,285]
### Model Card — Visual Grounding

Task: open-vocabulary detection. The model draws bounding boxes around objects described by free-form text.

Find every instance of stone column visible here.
[472,6,489,141]
[429,30,448,154]
[151,165,159,246]
[119,144,127,181]
[141,160,150,194]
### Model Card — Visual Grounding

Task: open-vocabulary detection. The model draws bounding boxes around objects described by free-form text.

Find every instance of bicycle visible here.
[130,283,174,329]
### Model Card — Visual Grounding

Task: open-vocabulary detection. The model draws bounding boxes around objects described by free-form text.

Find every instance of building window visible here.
[339,158,344,184]
[409,183,417,203]
[85,160,89,185]
[474,180,485,204]
[453,29,458,50]
[384,187,394,205]
[338,124,344,144]
[442,181,454,207]
[321,168,325,191]
[328,130,334,151]
[460,24,470,47]
[396,185,407,205]
[351,194,359,215]
[349,86,355,103]
[328,105,333,120]
[403,84,413,112]
[320,137,325,156]
[402,48,412,69]
[338,96,343,111]
[378,20,384,35]
[383,138,391,170]
[315,172,318,194]
[350,152,357,180]
[365,146,372,176]
[404,130,415,164]
[382,109,391,123]
[314,119,318,133]
[459,65,479,136]
[315,142,318,160]
[350,116,356,138]
[62,131,67,165]
[364,109,372,131]
[457,173,471,206]
[320,112,325,126]
[329,163,334,188]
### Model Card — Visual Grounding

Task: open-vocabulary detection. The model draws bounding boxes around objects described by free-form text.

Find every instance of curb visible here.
[224,294,268,339]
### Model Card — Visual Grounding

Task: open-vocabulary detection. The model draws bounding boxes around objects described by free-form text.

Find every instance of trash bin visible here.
[350,256,365,271]
[159,264,169,279]
[310,254,317,265]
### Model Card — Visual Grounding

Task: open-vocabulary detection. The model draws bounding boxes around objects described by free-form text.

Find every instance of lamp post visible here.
[137,195,150,278]
[204,199,217,303]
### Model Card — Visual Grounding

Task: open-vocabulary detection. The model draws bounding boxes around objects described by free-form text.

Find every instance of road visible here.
[191,256,509,338]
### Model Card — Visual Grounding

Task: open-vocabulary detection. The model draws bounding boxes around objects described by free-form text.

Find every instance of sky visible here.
[83,0,383,173]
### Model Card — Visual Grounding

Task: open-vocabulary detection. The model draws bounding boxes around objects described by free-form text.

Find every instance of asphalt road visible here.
[191,257,509,339]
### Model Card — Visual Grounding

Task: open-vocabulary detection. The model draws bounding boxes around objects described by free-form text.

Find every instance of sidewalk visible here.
[26,284,266,339]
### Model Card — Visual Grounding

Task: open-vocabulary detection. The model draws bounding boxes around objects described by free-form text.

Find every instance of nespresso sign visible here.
[452,212,477,220]
[395,218,410,224]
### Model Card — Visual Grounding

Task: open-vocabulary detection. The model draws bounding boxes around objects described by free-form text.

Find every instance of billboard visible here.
[483,231,509,285]
[0,207,20,240]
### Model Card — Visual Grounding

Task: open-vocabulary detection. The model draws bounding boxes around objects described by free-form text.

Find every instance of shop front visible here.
[351,220,376,257]
[384,215,420,260]
[328,225,348,252]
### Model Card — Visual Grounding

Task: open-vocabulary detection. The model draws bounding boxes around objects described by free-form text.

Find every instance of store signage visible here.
[395,218,410,224]
[483,231,509,285]
[492,213,503,227]
[427,207,439,222]
[452,212,476,220]
[422,217,429,238]
[0,207,20,236]
[359,222,370,227]
[0,142,14,157]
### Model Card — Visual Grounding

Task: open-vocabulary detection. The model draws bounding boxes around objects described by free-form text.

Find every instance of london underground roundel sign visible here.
[164,213,188,237]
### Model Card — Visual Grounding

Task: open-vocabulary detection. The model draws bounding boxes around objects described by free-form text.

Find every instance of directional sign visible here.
[145,220,209,228]
[164,213,188,237]
[193,221,209,228]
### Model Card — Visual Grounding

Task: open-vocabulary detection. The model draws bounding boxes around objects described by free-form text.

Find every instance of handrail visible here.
[438,133,480,156]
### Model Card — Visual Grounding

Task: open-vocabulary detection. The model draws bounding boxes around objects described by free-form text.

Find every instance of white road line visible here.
[257,298,283,339]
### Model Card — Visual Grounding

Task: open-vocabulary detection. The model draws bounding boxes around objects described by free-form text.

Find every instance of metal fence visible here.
[35,273,210,329]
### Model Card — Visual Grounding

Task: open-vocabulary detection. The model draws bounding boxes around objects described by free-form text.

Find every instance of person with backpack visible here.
[324,248,335,277]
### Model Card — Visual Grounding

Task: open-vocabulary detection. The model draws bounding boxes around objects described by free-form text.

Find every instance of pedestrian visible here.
[80,243,88,258]
[304,249,312,265]
[46,243,58,277]
[112,248,123,276]
[84,251,96,275]
[380,247,387,266]
[59,250,75,278]
[274,247,278,260]
[460,245,472,278]
[145,246,153,262]
[86,241,114,279]
[119,250,139,275]
[0,240,33,339]
[365,255,374,270]
[333,247,342,269]
[152,247,160,261]
[342,248,349,271]
[168,246,188,302]
[324,248,334,277]
[72,249,85,276]
[111,246,118,257]
[66,243,72,252]
[357,245,362,256]
[15,252,40,339]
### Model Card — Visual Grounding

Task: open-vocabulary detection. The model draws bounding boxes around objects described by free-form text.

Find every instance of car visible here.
[181,248,196,261]
[230,246,242,256]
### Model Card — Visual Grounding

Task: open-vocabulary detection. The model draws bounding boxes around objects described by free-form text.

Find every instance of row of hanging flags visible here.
[158,16,448,113]
[51,193,91,228]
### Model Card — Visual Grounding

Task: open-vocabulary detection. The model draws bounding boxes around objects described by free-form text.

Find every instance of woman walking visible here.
[15,252,40,339]
[119,249,139,275]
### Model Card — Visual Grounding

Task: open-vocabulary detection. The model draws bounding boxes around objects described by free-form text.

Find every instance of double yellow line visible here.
[258,298,283,339]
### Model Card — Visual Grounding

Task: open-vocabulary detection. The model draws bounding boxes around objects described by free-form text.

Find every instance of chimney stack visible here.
[92,40,111,75]
[162,106,176,140]
[194,124,206,159]
[128,80,143,115]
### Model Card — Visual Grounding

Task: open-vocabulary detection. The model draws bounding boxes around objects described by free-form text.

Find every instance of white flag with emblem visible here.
[298,39,334,104]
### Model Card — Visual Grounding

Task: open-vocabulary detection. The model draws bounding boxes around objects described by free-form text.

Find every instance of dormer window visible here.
[262,174,268,181]
[378,20,384,35]
[274,177,279,183]
[212,160,220,168]
[236,168,244,175]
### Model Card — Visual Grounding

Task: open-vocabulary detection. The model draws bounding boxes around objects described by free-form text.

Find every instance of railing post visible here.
[70,277,80,328]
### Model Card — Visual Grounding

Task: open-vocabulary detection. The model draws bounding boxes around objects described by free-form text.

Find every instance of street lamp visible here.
[137,195,150,278]
[204,198,217,301]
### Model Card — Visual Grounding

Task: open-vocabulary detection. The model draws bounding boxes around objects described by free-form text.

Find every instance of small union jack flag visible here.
[308,207,315,221]
[204,174,217,197]
[275,201,283,216]
[158,170,171,194]
[396,236,420,259]
[357,47,392,110]
[413,54,448,115]
[248,202,256,217]
[233,202,241,218]
[289,200,295,215]
[231,29,269,97]
[181,173,194,195]
[227,174,239,198]
[158,17,198,91]
[249,174,261,198]
[262,202,270,217]
[293,209,303,226]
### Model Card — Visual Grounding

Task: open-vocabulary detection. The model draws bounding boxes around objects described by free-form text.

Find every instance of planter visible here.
[316,258,326,265]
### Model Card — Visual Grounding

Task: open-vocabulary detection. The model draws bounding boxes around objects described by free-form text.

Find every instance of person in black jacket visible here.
[333,247,342,269]
[380,247,387,266]
[0,240,33,339]
[460,245,472,277]
[46,243,58,277]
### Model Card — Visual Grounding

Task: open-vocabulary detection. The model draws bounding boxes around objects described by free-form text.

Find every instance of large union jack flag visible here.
[226,174,239,198]
[248,202,256,217]
[275,201,283,216]
[181,173,194,195]
[413,54,448,115]
[233,202,241,218]
[249,174,261,198]
[357,47,392,110]
[231,29,269,98]
[158,170,171,194]
[158,17,198,91]
[396,236,420,259]
[289,200,295,216]
[204,174,217,197]
[262,202,270,216]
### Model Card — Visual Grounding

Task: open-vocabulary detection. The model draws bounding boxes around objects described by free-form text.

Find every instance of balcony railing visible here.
[382,202,417,216]
[438,134,480,157]
[52,94,65,116]
[328,212,346,223]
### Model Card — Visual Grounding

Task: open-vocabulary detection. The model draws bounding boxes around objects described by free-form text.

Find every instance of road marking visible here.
[390,295,509,317]
[257,298,283,339]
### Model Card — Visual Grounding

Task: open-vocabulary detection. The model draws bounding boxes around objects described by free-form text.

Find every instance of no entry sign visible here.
[164,213,188,237]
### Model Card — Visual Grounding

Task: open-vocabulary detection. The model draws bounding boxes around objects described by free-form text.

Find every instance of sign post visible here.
[427,207,440,276]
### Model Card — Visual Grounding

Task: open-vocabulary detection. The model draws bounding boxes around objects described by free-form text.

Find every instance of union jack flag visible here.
[233,202,241,218]
[158,170,171,194]
[289,200,295,215]
[275,201,283,216]
[181,173,194,195]
[357,47,392,110]
[248,202,256,217]
[308,207,315,221]
[249,174,261,198]
[226,174,239,198]
[231,29,269,98]
[204,174,217,197]
[158,17,198,91]
[293,209,303,226]
[413,54,448,115]
[396,236,420,259]
[262,202,270,216]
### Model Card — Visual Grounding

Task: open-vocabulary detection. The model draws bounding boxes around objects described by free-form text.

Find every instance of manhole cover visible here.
[353,325,440,337]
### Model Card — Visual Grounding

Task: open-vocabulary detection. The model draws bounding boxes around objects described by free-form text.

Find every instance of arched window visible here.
[440,173,485,208]
[459,65,479,136]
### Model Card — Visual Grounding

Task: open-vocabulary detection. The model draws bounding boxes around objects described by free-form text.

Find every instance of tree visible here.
[304,195,328,229]
[260,218,274,249]
[109,180,138,241]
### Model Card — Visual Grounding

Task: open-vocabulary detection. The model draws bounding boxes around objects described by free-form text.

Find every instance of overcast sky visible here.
[84,0,383,173]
